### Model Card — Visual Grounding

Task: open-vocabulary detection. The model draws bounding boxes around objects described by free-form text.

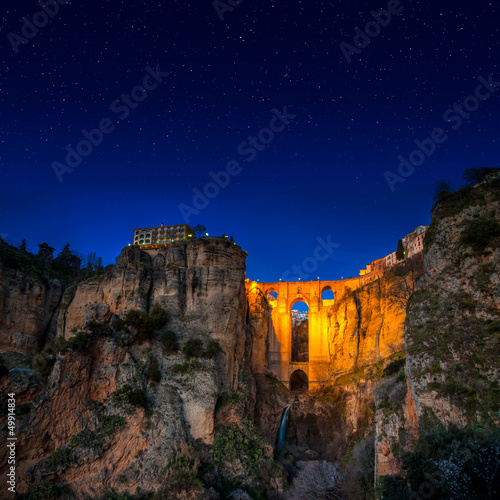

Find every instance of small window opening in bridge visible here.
[267,290,278,302]
[291,301,308,362]
[290,369,309,392]
[321,287,334,302]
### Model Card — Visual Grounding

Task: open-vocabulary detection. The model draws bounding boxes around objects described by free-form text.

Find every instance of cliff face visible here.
[373,174,500,483]
[0,257,63,355]
[59,241,248,389]
[405,175,500,428]
[326,275,408,375]
[0,239,255,498]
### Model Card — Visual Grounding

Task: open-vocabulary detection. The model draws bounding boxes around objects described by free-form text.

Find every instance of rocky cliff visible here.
[0,244,63,355]
[373,173,500,491]
[0,239,269,499]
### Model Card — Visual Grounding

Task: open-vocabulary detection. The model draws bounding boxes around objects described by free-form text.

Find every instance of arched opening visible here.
[321,286,335,304]
[290,370,309,392]
[291,300,309,362]
[266,290,278,302]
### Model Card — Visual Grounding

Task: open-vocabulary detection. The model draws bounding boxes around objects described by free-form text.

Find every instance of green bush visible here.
[383,358,406,377]
[161,330,179,353]
[33,351,55,377]
[172,360,207,374]
[26,480,64,499]
[48,446,74,468]
[101,488,130,500]
[100,415,126,437]
[378,475,409,499]
[182,338,204,358]
[402,424,500,498]
[32,338,69,377]
[125,304,168,342]
[149,303,168,329]
[70,429,105,453]
[459,216,500,252]
[69,330,91,352]
[217,391,245,409]
[111,385,147,409]
[204,339,221,358]
[85,320,113,337]
[53,337,68,354]
[112,317,129,333]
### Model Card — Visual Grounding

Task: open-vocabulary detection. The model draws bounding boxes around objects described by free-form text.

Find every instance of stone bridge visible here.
[246,273,382,390]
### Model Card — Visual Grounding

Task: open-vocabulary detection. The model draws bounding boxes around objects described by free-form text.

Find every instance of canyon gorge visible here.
[0,172,499,499]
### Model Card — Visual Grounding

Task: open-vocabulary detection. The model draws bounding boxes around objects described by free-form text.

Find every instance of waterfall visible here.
[276,406,290,451]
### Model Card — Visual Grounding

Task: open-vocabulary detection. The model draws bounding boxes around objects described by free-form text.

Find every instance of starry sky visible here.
[1,0,499,282]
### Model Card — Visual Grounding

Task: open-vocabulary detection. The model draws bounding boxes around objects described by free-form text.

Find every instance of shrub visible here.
[53,336,68,354]
[149,303,168,330]
[101,488,130,500]
[111,385,147,409]
[182,338,204,358]
[70,429,105,453]
[85,320,113,337]
[374,378,406,411]
[383,358,406,377]
[217,391,245,409]
[204,339,221,358]
[343,434,375,500]
[402,424,500,498]
[288,460,343,500]
[100,415,126,437]
[48,446,74,469]
[161,330,179,353]
[172,360,207,374]
[33,351,54,377]
[26,480,64,500]
[125,305,168,342]
[32,338,71,377]
[112,317,129,333]
[378,475,409,499]
[459,216,500,252]
[69,330,91,352]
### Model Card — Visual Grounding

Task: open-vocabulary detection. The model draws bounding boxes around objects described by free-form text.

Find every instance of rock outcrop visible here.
[0,252,63,355]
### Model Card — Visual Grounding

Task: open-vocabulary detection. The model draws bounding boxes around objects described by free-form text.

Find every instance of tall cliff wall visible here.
[0,246,63,355]
[373,173,500,484]
[0,239,257,498]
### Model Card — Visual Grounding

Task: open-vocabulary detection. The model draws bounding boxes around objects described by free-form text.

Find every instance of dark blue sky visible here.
[1,0,498,282]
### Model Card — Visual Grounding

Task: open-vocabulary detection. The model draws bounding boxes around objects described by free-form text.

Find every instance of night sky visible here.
[1,0,499,282]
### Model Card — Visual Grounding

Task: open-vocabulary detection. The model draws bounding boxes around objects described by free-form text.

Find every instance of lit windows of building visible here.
[132,223,194,249]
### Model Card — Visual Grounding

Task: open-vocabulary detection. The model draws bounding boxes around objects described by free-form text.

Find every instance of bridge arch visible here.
[266,288,278,302]
[321,285,335,304]
[290,369,309,392]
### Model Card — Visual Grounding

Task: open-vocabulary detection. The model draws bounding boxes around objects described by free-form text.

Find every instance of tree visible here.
[18,239,28,252]
[289,460,343,499]
[37,242,55,262]
[192,224,207,238]
[396,239,405,261]
[462,167,492,186]
[433,180,452,203]
[53,242,81,276]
